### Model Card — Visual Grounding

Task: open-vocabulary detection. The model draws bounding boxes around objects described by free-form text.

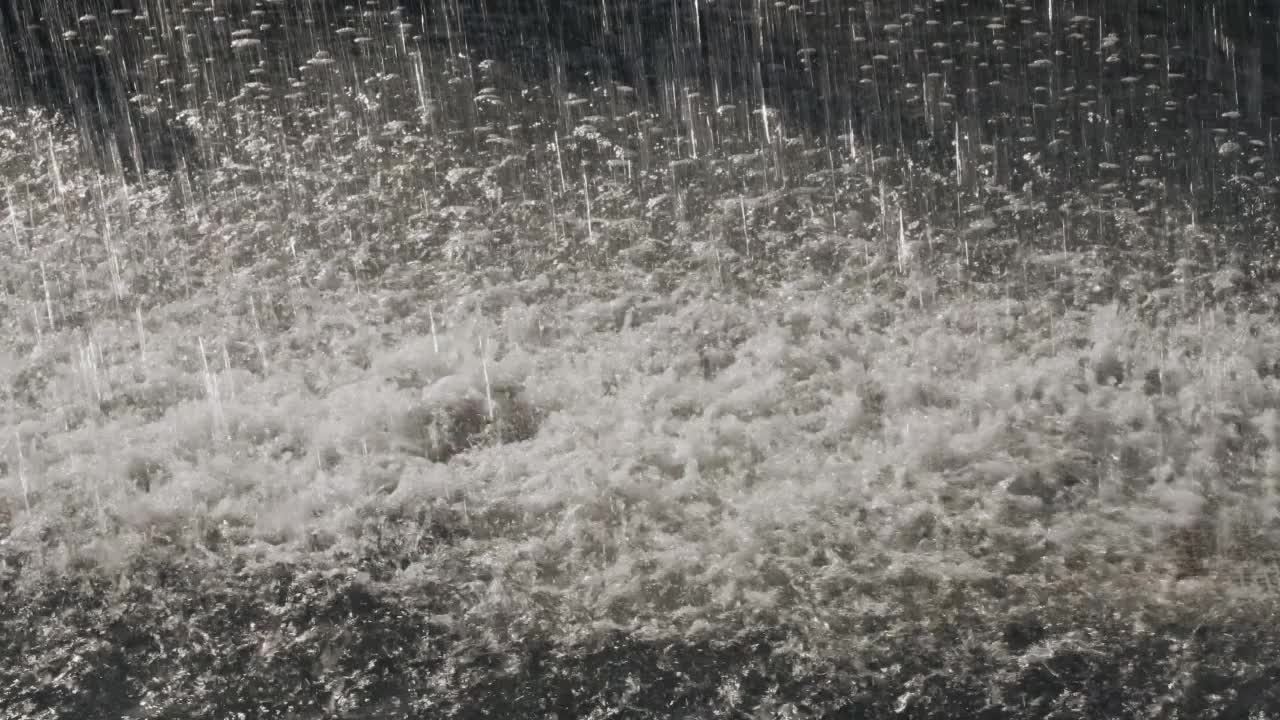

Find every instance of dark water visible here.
[3,2,1276,145]
[2,0,1279,274]
[3,1,1276,161]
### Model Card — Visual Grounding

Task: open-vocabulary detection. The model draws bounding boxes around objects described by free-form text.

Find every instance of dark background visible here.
[2,0,1278,176]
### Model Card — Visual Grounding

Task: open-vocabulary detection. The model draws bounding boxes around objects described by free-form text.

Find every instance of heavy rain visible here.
[1,1,1279,717]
